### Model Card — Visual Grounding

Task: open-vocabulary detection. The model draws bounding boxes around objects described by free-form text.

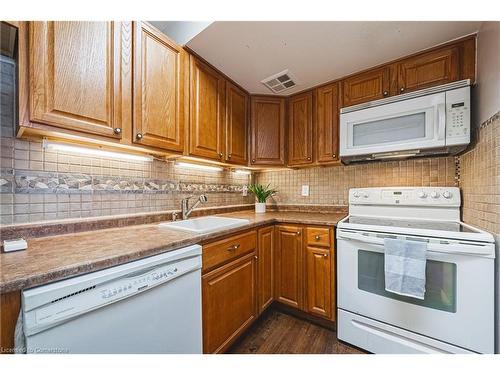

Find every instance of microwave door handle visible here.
[436,103,446,141]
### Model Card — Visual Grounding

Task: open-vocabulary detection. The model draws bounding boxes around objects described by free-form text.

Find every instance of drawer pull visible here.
[315,235,321,241]
[227,244,240,251]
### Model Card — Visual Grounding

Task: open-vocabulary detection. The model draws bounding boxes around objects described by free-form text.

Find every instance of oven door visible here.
[337,229,494,353]
[340,92,446,157]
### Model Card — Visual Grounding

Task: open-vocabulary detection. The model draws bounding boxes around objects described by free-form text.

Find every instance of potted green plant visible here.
[248,183,277,213]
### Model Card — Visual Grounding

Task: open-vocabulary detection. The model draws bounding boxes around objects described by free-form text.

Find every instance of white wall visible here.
[148,21,212,45]
[473,21,500,126]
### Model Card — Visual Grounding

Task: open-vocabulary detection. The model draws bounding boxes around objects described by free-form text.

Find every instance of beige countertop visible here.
[0,210,346,293]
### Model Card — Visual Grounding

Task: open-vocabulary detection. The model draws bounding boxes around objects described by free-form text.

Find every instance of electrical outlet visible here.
[242,185,248,197]
[301,185,309,197]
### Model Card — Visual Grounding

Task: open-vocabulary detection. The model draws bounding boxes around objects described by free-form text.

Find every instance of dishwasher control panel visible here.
[100,266,178,300]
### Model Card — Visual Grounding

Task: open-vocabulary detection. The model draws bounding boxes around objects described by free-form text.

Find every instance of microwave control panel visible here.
[446,87,470,146]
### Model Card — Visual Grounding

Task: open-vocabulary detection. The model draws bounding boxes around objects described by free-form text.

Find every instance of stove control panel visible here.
[349,187,460,207]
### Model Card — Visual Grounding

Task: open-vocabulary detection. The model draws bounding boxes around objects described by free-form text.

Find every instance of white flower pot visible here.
[255,202,266,213]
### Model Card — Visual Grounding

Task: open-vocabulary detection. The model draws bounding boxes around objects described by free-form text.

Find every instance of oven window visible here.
[358,250,457,313]
[352,112,426,146]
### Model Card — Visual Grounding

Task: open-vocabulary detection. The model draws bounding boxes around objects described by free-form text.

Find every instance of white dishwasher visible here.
[20,244,202,354]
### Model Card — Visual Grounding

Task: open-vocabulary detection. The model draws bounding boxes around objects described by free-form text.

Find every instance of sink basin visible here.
[159,216,250,234]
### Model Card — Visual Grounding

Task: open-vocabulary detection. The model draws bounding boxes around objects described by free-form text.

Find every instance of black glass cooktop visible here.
[345,216,477,233]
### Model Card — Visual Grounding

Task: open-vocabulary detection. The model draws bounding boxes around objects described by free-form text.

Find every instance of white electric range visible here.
[336,187,495,354]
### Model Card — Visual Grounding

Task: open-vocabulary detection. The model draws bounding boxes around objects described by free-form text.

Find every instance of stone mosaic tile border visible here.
[4,170,246,194]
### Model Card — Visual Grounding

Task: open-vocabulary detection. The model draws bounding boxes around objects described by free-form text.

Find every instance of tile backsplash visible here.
[460,112,500,235]
[256,157,458,207]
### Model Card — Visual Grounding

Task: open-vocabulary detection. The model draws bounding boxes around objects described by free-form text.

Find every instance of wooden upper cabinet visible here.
[288,91,313,166]
[315,83,339,164]
[274,225,303,309]
[250,96,286,166]
[257,226,274,314]
[29,21,131,139]
[225,82,248,165]
[132,22,187,152]
[189,56,225,161]
[202,253,257,354]
[397,45,460,94]
[342,66,390,107]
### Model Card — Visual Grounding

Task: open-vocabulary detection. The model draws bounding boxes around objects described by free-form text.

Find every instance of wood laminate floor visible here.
[228,310,365,354]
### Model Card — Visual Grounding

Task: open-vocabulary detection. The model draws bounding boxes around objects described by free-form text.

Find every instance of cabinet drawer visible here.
[203,231,257,272]
[306,227,331,248]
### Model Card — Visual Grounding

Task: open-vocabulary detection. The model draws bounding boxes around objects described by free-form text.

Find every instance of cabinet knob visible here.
[113,127,122,135]
[296,231,301,235]
[315,235,321,241]
[254,255,258,260]
[251,159,256,163]
[383,91,388,97]
[332,153,336,158]
[323,254,328,258]
[307,157,311,161]
[228,154,232,159]
[400,87,405,93]
[219,152,223,158]
[136,133,143,140]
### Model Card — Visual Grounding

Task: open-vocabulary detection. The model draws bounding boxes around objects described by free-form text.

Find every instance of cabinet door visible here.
[29,21,131,139]
[225,82,248,165]
[315,83,339,164]
[275,225,303,309]
[288,91,313,166]
[250,96,286,166]
[257,226,274,314]
[397,46,459,94]
[305,246,332,320]
[202,253,257,354]
[342,67,390,107]
[132,22,187,152]
[189,56,225,161]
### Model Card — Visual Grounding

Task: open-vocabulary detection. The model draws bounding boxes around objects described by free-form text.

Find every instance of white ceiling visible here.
[186,21,482,95]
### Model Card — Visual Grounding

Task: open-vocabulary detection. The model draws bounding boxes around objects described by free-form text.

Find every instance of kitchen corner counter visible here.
[0,210,346,293]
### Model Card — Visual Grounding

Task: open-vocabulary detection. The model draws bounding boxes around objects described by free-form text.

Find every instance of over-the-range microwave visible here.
[339,80,470,163]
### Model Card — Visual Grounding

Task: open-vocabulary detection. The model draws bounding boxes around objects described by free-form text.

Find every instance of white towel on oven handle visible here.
[384,238,427,300]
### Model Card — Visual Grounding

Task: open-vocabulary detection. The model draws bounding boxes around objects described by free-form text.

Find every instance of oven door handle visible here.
[337,231,493,257]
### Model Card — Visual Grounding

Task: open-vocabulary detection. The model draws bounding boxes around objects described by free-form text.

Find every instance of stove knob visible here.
[418,191,427,199]
[363,192,369,198]
[430,191,440,199]
[353,191,360,198]
[443,191,453,199]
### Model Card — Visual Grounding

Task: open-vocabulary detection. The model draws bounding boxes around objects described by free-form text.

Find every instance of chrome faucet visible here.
[181,194,208,220]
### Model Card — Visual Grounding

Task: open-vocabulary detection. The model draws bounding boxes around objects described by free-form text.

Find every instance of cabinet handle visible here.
[136,133,143,140]
[332,153,336,158]
[227,244,240,251]
[254,255,258,260]
[251,159,256,163]
[219,152,223,158]
[307,157,311,161]
[323,254,328,258]
[315,235,321,241]
[296,231,301,235]
[228,154,232,159]
[113,127,122,135]
[383,91,388,97]
[400,87,405,93]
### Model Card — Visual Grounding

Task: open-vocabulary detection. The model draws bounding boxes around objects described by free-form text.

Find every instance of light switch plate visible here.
[301,185,310,197]
[242,185,248,197]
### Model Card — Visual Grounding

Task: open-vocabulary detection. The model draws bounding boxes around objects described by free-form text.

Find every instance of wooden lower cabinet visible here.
[202,252,257,354]
[257,226,274,313]
[305,246,333,319]
[0,291,21,354]
[274,225,304,309]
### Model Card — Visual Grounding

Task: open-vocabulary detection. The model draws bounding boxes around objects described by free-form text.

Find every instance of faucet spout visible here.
[181,194,208,220]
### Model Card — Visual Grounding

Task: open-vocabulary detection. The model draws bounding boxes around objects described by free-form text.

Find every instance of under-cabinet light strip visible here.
[42,140,153,162]
[175,161,224,172]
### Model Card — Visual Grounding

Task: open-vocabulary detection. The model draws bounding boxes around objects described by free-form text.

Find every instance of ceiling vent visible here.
[261,69,297,94]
